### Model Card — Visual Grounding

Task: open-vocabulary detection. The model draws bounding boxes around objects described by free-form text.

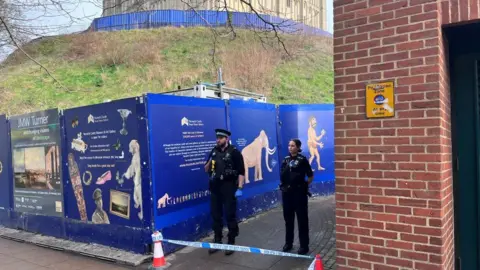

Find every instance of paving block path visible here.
[165,195,336,270]
[0,195,336,270]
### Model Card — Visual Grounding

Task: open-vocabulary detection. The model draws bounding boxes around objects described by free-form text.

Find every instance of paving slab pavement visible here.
[165,195,336,270]
[0,195,335,270]
[0,237,137,270]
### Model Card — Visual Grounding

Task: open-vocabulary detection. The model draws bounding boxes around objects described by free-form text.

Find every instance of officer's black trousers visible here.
[282,188,309,248]
[210,180,239,241]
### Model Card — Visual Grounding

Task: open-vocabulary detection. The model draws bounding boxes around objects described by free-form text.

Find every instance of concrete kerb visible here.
[0,226,151,266]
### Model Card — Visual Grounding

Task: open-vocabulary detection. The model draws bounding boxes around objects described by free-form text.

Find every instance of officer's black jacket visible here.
[280,153,313,187]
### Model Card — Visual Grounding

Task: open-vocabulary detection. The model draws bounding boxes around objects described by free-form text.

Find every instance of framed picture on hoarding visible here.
[109,190,130,219]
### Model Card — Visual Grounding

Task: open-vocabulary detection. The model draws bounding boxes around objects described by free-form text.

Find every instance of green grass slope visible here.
[0,27,333,115]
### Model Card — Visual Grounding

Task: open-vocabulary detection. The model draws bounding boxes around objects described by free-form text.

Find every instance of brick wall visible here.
[440,0,480,24]
[332,0,479,269]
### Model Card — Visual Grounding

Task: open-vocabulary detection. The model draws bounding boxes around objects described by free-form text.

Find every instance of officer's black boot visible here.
[282,243,293,252]
[298,246,309,255]
[225,237,235,256]
[208,236,222,254]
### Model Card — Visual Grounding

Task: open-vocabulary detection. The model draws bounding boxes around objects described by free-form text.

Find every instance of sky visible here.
[27,0,334,35]
[327,0,334,33]
[23,1,103,35]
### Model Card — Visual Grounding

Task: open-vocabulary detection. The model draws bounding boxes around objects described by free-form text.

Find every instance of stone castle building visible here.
[102,0,327,31]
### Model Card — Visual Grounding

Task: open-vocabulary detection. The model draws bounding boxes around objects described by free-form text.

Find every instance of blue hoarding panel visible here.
[147,94,227,230]
[64,219,148,253]
[278,104,335,195]
[0,115,12,210]
[9,109,64,217]
[91,10,333,38]
[63,97,151,228]
[228,100,280,198]
[154,11,169,26]
[0,93,335,255]
[171,10,185,26]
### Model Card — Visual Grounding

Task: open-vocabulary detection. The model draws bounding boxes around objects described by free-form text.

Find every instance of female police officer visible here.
[279,139,313,255]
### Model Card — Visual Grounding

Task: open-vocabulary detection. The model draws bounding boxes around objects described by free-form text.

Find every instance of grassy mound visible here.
[0,27,333,115]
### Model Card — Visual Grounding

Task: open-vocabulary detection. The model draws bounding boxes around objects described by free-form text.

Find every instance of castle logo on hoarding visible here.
[181,117,189,126]
[88,114,109,124]
[181,117,203,127]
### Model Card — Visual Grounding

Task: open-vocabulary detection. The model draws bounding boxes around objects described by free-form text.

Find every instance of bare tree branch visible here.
[0,0,101,61]
[238,0,291,57]
[0,15,70,91]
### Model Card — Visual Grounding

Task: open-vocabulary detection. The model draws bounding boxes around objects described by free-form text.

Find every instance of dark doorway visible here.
[447,21,480,270]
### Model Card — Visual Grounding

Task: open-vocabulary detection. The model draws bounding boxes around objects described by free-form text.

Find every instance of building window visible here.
[287,0,291,7]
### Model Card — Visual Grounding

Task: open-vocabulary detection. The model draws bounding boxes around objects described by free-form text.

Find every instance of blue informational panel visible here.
[279,104,335,183]
[9,109,64,217]
[147,94,227,229]
[63,98,150,228]
[228,100,280,197]
[0,115,12,210]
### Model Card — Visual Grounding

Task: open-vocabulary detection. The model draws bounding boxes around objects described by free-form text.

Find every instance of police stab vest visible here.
[281,155,307,187]
[211,145,237,181]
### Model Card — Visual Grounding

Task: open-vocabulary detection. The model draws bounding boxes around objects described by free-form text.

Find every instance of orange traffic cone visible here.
[150,232,167,270]
[314,254,324,270]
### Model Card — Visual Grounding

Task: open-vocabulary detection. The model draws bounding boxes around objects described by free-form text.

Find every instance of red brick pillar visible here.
[334,1,454,269]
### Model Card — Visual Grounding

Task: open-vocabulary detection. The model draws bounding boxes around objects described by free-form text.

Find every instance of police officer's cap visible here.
[215,129,231,137]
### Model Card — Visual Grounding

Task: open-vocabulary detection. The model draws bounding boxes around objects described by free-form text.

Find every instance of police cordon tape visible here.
[152,231,316,260]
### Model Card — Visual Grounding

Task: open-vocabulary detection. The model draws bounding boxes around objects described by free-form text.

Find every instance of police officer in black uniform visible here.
[279,139,313,255]
[204,128,245,255]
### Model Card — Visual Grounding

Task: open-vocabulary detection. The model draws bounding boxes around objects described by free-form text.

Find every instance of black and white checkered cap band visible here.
[216,131,229,137]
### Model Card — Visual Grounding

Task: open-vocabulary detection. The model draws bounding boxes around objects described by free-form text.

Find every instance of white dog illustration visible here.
[123,140,143,220]
[157,193,170,209]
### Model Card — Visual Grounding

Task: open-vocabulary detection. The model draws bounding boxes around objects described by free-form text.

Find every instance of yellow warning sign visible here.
[365,81,395,119]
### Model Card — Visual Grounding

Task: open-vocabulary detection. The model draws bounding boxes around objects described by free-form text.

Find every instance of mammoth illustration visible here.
[157,193,170,209]
[241,130,277,183]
